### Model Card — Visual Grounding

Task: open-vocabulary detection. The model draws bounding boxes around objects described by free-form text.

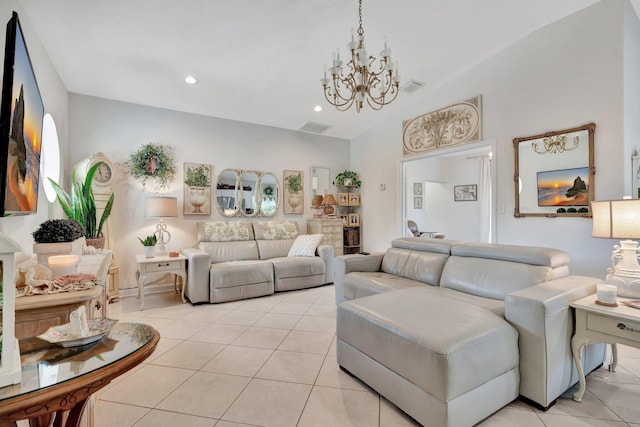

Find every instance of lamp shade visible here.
[145,197,178,218]
[591,199,640,239]
[321,194,337,206]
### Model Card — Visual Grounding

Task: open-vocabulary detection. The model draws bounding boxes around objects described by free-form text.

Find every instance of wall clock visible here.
[74,152,115,189]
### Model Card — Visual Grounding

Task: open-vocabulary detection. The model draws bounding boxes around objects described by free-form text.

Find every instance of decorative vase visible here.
[33,237,85,268]
[189,186,206,213]
[288,192,301,212]
[143,246,155,258]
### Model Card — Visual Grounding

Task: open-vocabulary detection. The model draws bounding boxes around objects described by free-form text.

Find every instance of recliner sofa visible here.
[335,237,605,427]
[182,220,334,303]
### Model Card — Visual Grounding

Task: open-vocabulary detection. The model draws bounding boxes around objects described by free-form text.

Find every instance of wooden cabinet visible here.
[307,219,343,256]
[337,186,362,254]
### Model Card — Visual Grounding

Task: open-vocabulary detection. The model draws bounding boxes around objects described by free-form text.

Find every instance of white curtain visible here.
[478,155,492,242]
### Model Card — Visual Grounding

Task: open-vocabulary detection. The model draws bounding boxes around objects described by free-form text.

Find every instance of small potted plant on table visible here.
[138,235,157,258]
[32,219,85,266]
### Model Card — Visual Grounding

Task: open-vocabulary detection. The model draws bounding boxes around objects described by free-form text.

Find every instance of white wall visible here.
[68,95,350,289]
[624,0,640,190]
[0,4,69,260]
[352,0,629,277]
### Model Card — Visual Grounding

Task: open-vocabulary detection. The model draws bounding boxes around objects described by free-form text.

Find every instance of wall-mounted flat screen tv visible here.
[537,166,590,207]
[0,11,44,216]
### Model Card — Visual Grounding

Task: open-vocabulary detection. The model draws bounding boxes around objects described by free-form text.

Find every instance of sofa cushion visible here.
[288,234,323,257]
[197,221,254,242]
[253,221,299,240]
[209,260,273,289]
[341,272,424,301]
[337,287,519,402]
[198,241,258,262]
[256,239,294,260]
[381,247,449,285]
[271,256,325,291]
[391,237,458,254]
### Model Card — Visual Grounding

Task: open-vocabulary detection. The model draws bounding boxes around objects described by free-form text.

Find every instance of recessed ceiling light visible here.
[314,105,323,112]
[185,75,198,85]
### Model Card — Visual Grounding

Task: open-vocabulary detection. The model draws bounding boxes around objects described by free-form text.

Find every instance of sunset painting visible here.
[537,167,589,206]
[0,13,44,216]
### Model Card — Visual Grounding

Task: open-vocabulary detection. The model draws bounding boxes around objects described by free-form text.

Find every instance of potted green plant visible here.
[121,142,176,190]
[138,234,157,258]
[185,164,210,214]
[335,170,361,188]
[32,219,86,265]
[49,161,115,249]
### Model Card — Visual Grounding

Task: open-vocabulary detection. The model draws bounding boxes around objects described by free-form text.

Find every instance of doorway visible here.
[401,141,496,242]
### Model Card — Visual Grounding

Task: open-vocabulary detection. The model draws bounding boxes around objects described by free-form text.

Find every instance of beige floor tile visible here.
[589,364,640,384]
[190,323,249,344]
[617,344,640,359]
[586,379,640,423]
[294,315,336,333]
[140,317,206,340]
[315,355,371,391]
[297,385,379,427]
[270,302,312,315]
[304,304,337,318]
[256,350,324,384]
[146,337,183,363]
[380,397,421,427]
[142,303,194,319]
[236,296,283,312]
[281,291,319,304]
[214,421,260,427]
[254,312,302,330]
[539,412,628,426]
[151,340,225,370]
[99,364,194,407]
[278,330,333,354]
[202,345,274,377]
[476,407,545,426]
[157,372,250,418]
[94,401,149,427]
[327,335,337,356]
[221,378,312,427]
[134,409,216,427]
[232,326,289,349]
[546,391,623,421]
[217,309,265,326]
[182,307,233,324]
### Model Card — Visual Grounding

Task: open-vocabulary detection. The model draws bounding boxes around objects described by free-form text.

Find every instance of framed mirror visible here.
[514,123,595,218]
[216,169,240,217]
[215,169,280,217]
[311,167,330,196]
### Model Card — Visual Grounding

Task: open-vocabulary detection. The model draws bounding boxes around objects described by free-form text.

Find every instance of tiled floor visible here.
[94,285,640,427]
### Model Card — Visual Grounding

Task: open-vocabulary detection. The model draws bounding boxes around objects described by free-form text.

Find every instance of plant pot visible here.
[343,178,353,186]
[143,246,155,258]
[189,186,207,213]
[288,192,301,212]
[33,237,85,268]
[86,237,105,250]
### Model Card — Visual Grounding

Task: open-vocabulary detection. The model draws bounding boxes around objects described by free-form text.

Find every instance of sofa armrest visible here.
[181,248,211,304]
[504,275,605,408]
[334,253,385,303]
[316,244,335,284]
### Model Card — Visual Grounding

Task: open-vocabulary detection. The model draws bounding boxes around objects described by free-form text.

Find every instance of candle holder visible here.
[47,254,79,278]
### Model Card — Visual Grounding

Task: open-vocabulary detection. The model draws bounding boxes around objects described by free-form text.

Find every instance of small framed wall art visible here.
[338,193,349,206]
[183,163,212,215]
[414,196,423,209]
[413,182,423,195]
[349,213,360,226]
[348,193,361,206]
[454,184,477,202]
[283,170,304,214]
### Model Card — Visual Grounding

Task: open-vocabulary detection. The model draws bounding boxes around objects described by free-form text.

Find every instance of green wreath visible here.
[123,142,176,190]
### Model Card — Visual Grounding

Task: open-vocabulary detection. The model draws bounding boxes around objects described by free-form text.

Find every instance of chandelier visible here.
[321,0,400,113]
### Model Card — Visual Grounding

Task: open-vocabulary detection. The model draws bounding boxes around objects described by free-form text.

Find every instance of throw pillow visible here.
[287,234,323,257]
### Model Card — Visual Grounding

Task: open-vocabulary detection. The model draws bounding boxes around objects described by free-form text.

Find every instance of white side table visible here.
[570,294,640,402]
[135,254,187,309]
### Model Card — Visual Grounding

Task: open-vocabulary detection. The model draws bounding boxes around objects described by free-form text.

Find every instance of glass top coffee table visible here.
[0,322,159,427]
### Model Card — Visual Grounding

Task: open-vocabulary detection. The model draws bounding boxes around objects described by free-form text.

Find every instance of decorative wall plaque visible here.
[402,96,482,157]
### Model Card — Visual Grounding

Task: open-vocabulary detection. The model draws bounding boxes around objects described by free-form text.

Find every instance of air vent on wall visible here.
[400,80,425,94]
[299,121,331,134]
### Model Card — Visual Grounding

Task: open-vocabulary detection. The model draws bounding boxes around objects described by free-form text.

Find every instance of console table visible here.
[571,294,640,402]
[0,322,159,427]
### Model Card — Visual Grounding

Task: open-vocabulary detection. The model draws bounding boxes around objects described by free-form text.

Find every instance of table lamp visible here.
[321,194,337,215]
[591,198,640,297]
[145,196,177,256]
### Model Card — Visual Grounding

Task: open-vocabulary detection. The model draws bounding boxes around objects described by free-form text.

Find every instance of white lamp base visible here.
[605,240,640,298]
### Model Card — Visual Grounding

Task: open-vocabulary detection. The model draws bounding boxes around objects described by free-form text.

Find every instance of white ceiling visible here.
[18,0,625,140]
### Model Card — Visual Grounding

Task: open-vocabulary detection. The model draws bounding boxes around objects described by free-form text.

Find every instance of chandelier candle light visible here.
[321,0,400,112]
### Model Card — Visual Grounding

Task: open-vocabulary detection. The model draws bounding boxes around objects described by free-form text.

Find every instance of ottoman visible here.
[337,287,519,427]
[209,260,274,303]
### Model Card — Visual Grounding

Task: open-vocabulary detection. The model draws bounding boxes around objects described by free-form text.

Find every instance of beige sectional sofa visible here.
[182,220,334,303]
[335,237,605,427]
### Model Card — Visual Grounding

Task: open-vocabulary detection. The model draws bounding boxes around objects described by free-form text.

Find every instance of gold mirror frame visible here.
[215,169,280,218]
[514,123,595,218]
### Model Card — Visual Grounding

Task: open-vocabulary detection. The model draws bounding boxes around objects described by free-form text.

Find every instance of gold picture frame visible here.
[348,193,360,206]
[348,213,360,226]
[338,193,349,206]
